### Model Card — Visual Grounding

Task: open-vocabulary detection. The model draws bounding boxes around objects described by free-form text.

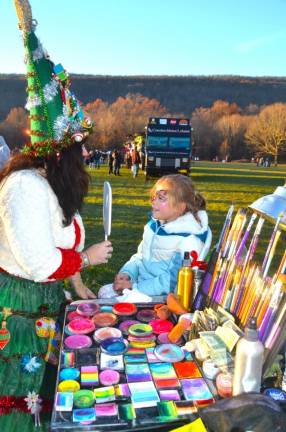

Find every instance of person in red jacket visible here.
[131,146,141,178]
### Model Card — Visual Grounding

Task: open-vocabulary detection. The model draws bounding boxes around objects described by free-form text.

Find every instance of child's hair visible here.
[150,174,206,215]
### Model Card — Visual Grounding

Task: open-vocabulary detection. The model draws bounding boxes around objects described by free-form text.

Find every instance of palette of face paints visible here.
[51,301,215,430]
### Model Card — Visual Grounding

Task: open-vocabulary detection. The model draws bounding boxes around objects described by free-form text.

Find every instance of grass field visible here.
[79,161,286,295]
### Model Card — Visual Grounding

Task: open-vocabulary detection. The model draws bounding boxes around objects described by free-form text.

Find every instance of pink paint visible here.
[64,335,93,349]
[99,369,120,386]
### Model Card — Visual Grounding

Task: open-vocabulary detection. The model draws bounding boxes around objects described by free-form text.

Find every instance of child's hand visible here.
[113,273,132,292]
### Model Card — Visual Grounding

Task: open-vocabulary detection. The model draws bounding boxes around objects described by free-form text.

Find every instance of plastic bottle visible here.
[176,252,193,311]
[233,317,264,395]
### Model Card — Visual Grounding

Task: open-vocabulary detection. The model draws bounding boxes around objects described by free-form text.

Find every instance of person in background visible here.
[0,2,112,430]
[0,136,11,170]
[131,146,141,178]
[113,149,121,175]
[99,174,210,298]
[108,150,114,174]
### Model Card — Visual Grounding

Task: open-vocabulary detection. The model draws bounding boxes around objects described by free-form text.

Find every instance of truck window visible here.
[147,136,168,149]
[169,137,190,151]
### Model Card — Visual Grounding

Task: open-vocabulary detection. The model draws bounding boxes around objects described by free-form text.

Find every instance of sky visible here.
[1,0,286,77]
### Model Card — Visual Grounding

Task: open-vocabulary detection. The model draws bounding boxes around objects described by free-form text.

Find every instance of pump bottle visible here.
[233,317,264,395]
[176,251,193,311]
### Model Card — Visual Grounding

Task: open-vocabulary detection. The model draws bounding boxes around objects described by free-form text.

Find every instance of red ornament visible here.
[0,321,10,350]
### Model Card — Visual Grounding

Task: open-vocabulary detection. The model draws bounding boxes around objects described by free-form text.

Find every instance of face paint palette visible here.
[53,301,215,430]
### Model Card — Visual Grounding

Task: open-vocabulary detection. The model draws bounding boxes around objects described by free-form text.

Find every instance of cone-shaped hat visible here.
[14,0,92,157]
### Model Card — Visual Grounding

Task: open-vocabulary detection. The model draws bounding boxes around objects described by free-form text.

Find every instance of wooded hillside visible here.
[1,74,286,121]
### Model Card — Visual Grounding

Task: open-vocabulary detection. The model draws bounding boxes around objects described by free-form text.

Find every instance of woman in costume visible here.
[0,1,112,430]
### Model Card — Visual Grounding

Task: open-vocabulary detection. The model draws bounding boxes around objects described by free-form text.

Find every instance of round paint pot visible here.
[154,343,185,363]
[100,337,128,356]
[67,310,82,322]
[74,389,95,408]
[112,303,137,316]
[119,320,139,335]
[68,318,95,335]
[128,334,156,343]
[136,309,156,323]
[216,372,233,398]
[58,379,80,393]
[99,369,120,386]
[128,323,153,337]
[92,312,117,327]
[64,335,93,350]
[150,319,174,334]
[157,332,184,345]
[100,305,113,313]
[76,302,100,317]
[93,327,122,343]
[59,367,80,381]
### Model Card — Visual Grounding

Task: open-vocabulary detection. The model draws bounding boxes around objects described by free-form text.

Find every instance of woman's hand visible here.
[68,272,96,299]
[113,272,132,292]
[84,241,113,265]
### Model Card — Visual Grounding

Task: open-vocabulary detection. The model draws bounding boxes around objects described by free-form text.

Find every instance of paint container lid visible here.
[67,310,82,321]
[92,312,117,327]
[99,369,120,386]
[76,302,100,317]
[113,303,137,316]
[64,335,93,350]
[119,320,140,335]
[59,367,80,381]
[154,343,185,363]
[100,337,129,356]
[68,318,95,335]
[74,389,95,408]
[93,327,122,343]
[128,323,153,337]
[58,379,80,393]
[150,319,174,334]
[136,309,156,322]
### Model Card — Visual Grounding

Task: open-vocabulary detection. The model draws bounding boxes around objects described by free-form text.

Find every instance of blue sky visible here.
[1,0,286,76]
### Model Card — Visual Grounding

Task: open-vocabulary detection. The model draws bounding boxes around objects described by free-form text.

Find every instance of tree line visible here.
[1,94,286,165]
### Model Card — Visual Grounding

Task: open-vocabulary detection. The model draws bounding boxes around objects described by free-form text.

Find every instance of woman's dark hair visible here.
[0,143,90,226]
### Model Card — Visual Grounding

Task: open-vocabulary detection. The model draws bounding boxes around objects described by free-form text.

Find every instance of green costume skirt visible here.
[0,272,65,432]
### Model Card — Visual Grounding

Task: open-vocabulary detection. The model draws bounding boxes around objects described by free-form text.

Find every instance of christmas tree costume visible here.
[0,1,93,429]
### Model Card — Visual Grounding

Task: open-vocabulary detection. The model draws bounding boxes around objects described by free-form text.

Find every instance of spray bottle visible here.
[233,317,264,395]
[176,251,193,311]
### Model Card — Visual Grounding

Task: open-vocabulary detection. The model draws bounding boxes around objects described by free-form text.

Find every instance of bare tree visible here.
[216,114,248,160]
[245,103,286,166]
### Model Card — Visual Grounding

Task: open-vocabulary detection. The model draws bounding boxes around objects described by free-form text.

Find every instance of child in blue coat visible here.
[99,174,211,298]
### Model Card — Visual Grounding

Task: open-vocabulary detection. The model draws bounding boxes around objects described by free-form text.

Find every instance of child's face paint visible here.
[151,190,185,223]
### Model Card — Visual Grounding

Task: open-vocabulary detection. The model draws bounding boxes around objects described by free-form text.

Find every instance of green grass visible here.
[80,162,286,294]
